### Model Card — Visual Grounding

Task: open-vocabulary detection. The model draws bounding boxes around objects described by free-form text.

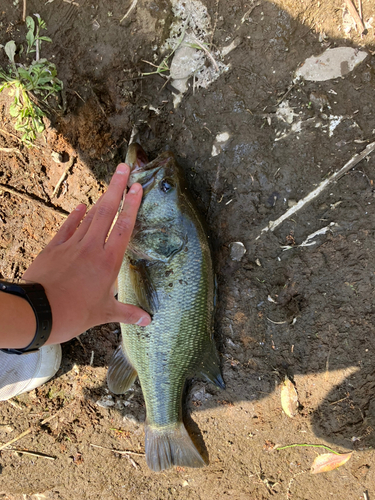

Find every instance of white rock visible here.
[229,241,246,261]
[211,131,231,156]
[96,395,115,408]
[276,101,298,124]
[295,47,368,82]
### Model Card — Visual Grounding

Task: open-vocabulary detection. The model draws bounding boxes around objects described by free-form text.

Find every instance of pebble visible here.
[229,242,246,261]
[96,395,115,408]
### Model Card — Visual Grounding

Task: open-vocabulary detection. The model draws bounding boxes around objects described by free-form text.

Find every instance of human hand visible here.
[23,163,151,345]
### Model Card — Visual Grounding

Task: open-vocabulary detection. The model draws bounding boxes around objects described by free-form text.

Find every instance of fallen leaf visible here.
[263,440,276,452]
[295,47,368,81]
[280,377,299,418]
[311,452,352,474]
[72,452,84,465]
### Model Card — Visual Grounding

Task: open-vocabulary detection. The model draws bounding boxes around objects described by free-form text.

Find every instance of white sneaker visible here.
[0,344,62,401]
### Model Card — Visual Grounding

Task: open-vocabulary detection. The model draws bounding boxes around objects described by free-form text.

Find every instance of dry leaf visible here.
[295,47,368,81]
[280,377,299,418]
[311,452,352,474]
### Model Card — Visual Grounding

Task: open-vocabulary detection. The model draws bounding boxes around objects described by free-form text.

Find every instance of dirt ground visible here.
[1,0,375,498]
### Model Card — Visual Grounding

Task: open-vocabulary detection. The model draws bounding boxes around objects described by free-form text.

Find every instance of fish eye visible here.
[159,178,174,193]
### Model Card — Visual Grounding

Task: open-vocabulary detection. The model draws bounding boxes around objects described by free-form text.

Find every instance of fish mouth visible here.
[126,143,173,174]
[126,144,177,195]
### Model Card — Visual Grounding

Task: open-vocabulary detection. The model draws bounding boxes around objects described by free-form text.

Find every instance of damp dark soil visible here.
[1,0,375,498]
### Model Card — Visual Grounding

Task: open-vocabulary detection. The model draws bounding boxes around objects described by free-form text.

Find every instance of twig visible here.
[344,0,366,33]
[4,448,56,460]
[52,156,75,198]
[241,0,260,24]
[192,37,219,72]
[257,141,375,237]
[267,317,287,325]
[281,222,338,251]
[325,346,332,381]
[276,84,295,106]
[90,443,143,468]
[6,399,23,409]
[90,443,144,456]
[120,0,138,23]
[0,403,75,451]
[0,184,69,218]
[358,0,363,21]
[276,443,340,454]
[0,128,22,142]
[22,0,26,22]
[210,0,220,47]
[330,395,349,405]
[0,147,23,156]
[0,428,32,451]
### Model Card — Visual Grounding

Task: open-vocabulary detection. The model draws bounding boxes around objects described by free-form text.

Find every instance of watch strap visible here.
[0,281,52,355]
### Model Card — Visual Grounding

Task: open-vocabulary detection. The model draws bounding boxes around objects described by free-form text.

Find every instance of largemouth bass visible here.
[107,143,224,472]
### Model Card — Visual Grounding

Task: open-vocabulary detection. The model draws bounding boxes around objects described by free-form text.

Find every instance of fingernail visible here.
[136,316,151,326]
[75,203,86,211]
[129,183,141,195]
[116,163,129,175]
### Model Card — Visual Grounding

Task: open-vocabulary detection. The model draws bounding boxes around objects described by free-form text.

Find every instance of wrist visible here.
[0,281,53,353]
[0,292,36,348]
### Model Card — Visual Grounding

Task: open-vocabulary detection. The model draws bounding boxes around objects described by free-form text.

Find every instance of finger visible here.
[48,204,87,247]
[86,164,130,244]
[105,182,143,260]
[112,301,151,326]
[70,195,102,243]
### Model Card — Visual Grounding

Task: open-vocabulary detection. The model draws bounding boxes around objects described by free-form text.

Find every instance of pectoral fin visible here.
[107,345,137,394]
[129,260,159,315]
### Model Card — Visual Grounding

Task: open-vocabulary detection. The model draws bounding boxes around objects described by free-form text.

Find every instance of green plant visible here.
[0,14,62,144]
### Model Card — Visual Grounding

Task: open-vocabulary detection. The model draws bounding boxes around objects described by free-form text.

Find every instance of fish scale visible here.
[107,144,224,472]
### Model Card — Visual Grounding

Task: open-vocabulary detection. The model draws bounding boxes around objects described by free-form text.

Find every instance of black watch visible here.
[0,280,52,355]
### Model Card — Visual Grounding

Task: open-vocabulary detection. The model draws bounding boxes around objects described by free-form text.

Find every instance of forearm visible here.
[0,291,36,349]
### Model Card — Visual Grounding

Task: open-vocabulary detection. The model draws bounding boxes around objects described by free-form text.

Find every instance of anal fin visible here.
[107,345,137,394]
[145,422,206,472]
[199,344,225,390]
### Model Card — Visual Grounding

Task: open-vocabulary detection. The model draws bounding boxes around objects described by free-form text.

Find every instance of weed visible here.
[0,14,62,144]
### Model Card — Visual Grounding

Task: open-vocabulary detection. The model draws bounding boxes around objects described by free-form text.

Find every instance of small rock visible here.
[309,91,329,111]
[192,388,212,402]
[229,242,246,261]
[96,395,115,408]
[114,400,124,410]
[211,131,231,157]
[123,415,141,425]
[287,199,297,208]
[51,151,63,164]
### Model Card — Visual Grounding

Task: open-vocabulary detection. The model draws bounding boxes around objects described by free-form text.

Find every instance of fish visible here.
[107,143,225,472]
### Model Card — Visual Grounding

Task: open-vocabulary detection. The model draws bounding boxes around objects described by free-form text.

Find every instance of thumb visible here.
[112,301,151,327]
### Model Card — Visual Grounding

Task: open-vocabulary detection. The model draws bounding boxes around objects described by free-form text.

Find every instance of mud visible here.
[1,0,375,498]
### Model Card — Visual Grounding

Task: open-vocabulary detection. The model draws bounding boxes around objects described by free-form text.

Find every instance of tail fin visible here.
[145,422,206,472]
